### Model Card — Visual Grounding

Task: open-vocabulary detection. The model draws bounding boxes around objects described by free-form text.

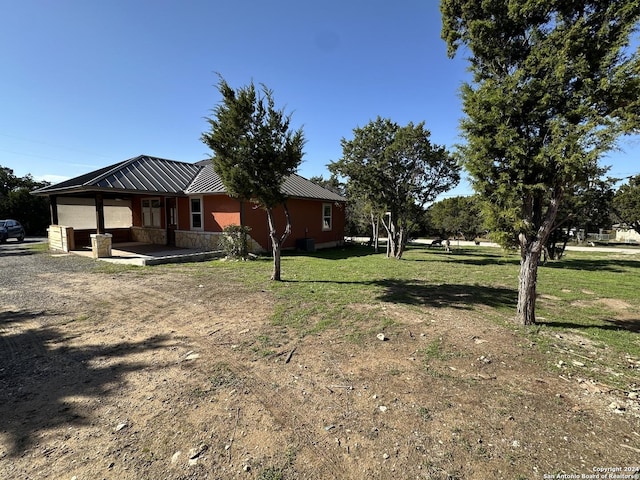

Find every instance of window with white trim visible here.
[190,197,203,230]
[141,198,161,227]
[322,203,332,231]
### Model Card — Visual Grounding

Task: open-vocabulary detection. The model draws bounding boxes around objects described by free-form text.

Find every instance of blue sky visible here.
[1,0,638,197]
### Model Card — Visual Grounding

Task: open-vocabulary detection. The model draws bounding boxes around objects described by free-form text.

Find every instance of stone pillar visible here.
[90,233,112,258]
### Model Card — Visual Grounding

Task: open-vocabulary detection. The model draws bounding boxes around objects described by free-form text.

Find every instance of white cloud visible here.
[35,174,69,184]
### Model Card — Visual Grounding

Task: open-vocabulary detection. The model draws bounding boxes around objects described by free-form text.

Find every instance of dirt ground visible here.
[1,249,639,479]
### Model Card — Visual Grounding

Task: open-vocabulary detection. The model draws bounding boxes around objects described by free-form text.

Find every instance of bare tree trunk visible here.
[386,234,390,257]
[370,212,379,253]
[396,228,405,259]
[382,214,407,259]
[515,189,563,325]
[271,240,282,280]
[266,205,291,281]
[558,236,569,260]
[382,214,396,258]
[516,241,543,325]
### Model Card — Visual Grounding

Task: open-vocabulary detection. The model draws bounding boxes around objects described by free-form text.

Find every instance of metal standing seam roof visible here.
[184,162,227,194]
[186,163,346,202]
[94,156,201,193]
[32,162,128,193]
[33,155,346,202]
[32,155,202,195]
[281,173,346,201]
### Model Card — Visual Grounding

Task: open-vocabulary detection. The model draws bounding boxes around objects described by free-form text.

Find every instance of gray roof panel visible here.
[185,163,346,201]
[33,155,201,195]
[282,174,346,201]
[33,155,346,202]
[184,162,227,194]
[92,156,201,193]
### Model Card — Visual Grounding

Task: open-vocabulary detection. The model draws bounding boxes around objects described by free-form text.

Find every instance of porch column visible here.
[95,193,105,234]
[49,195,59,225]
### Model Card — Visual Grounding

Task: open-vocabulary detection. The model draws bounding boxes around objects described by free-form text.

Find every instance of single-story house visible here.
[613,224,640,244]
[32,155,346,254]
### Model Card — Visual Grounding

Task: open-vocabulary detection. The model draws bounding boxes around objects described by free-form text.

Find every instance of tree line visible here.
[0,167,50,235]
[313,171,640,250]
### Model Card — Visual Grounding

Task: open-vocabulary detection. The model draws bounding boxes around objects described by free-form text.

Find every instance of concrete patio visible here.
[72,242,223,266]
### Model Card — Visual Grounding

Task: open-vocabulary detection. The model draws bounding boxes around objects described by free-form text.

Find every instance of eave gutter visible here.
[31,186,188,197]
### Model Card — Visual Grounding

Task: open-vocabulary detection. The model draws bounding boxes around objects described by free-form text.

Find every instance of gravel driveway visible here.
[0,239,95,313]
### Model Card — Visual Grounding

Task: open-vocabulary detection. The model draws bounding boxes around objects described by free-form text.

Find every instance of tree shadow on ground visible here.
[542,257,640,273]
[373,279,517,310]
[0,243,38,257]
[539,317,640,333]
[406,247,521,266]
[285,278,517,310]
[0,309,173,457]
[0,309,44,326]
[285,244,382,260]
[412,248,640,273]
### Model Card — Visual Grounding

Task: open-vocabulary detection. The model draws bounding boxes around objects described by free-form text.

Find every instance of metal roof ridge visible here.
[139,154,200,166]
[82,155,144,187]
[183,163,209,193]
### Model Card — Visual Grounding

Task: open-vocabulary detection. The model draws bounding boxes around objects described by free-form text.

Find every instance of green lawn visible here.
[178,244,640,360]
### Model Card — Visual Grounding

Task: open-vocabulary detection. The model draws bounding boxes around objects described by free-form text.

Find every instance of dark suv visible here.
[0,219,25,242]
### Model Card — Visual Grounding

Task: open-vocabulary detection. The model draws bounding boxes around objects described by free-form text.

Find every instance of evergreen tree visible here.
[330,117,459,259]
[613,174,640,234]
[202,77,305,280]
[426,195,485,240]
[441,0,640,324]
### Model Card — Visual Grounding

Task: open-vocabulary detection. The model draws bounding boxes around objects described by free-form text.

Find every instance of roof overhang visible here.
[32,186,188,197]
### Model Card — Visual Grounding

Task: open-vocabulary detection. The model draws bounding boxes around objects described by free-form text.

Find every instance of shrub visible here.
[218,224,251,259]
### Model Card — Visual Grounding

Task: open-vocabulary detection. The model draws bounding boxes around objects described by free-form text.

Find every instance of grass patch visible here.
[150,244,640,360]
[424,338,448,361]
[91,262,145,274]
[257,447,296,480]
[26,242,50,254]
[209,363,240,389]
[257,467,285,480]
[252,334,279,357]
[418,406,432,421]
[535,254,640,352]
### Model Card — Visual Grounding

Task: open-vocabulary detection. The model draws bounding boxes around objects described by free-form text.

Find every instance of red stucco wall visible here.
[133,194,345,251]
[242,198,345,250]
[204,195,241,231]
[177,197,190,230]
